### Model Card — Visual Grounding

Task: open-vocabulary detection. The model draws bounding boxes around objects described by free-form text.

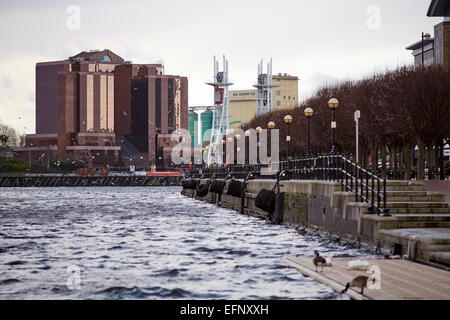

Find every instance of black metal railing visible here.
[186,154,389,215]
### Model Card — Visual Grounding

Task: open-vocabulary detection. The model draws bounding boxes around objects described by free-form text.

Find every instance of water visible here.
[0,187,372,299]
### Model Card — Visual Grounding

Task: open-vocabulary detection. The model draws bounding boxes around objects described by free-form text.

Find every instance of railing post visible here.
[377,178,381,215]
[366,169,369,202]
[360,166,364,202]
[355,166,359,202]
[382,178,391,216]
[350,162,353,192]
[371,170,375,210]
[345,159,348,191]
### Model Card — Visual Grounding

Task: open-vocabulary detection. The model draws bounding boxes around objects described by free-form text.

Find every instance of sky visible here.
[0,0,443,135]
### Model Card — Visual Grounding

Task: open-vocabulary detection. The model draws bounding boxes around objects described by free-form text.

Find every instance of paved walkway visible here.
[421,180,450,203]
[283,256,450,300]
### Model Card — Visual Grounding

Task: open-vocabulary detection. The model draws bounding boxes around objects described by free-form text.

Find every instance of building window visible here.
[277,101,281,106]
[288,96,290,100]
[276,90,280,96]
[284,96,286,100]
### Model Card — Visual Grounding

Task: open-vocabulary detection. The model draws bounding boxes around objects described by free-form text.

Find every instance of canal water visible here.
[0,187,372,299]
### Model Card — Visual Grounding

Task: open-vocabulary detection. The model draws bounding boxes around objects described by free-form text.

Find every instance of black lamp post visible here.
[221,139,226,167]
[256,126,262,165]
[267,121,275,170]
[284,115,292,169]
[328,98,339,154]
[245,130,251,165]
[304,107,313,157]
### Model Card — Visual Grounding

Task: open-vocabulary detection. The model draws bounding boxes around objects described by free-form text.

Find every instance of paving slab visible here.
[283,256,450,300]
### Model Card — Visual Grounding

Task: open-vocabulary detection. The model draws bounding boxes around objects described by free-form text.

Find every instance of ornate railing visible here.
[186,154,390,215]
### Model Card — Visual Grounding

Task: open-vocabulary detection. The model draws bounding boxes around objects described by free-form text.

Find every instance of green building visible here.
[188,109,213,148]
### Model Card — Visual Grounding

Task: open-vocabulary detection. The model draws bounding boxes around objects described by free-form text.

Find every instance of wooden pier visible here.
[0,173,181,187]
[283,256,450,300]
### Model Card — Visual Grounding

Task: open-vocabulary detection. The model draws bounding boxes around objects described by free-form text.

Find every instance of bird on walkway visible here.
[313,250,327,272]
[341,275,375,295]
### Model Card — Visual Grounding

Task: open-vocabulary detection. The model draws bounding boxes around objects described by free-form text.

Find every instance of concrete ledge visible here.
[430,252,450,266]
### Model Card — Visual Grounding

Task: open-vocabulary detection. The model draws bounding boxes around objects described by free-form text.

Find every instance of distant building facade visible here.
[229,73,298,129]
[14,49,188,168]
[406,0,450,69]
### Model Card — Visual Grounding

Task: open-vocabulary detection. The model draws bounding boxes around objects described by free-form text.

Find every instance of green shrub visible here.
[0,158,30,172]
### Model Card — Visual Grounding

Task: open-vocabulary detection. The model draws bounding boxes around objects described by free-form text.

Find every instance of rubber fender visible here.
[196,180,211,197]
[209,179,226,194]
[226,179,243,197]
[209,180,218,193]
[255,188,276,214]
[215,180,226,194]
[188,179,199,190]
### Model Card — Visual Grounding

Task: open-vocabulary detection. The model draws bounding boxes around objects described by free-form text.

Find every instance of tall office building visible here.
[15,49,188,168]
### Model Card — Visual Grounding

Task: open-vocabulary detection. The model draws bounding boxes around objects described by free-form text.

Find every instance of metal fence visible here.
[187,154,389,215]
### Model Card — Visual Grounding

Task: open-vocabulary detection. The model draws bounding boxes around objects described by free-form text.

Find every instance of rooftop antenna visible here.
[253,58,278,116]
[206,55,233,166]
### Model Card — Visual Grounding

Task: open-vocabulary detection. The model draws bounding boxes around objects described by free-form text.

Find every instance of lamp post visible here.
[284,115,292,169]
[304,108,313,157]
[221,139,226,167]
[227,137,232,168]
[267,122,276,171]
[204,145,209,168]
[354,110,361,164]
[328,98,339,154]
[235,134,241,167]
[245,130,251,165]
[256,126,262,165]
[421,32,431,66]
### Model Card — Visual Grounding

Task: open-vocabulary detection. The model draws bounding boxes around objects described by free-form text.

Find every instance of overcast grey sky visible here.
[0,0,443,134]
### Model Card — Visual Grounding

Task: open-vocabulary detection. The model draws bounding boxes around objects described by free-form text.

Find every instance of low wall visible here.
[183,179,389,241]
[182,179,450,266]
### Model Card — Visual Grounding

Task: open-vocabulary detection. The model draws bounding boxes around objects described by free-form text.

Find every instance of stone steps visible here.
[361,191,445,202]
[398,221,450,228]
[430,251,450,266]
[385,185,426,191]
[394,214,450,222]
[389,207,450,214]
[387,202,449,208]
[386,195,446,202]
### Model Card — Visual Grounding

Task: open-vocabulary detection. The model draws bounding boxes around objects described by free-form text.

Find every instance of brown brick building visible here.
[15,49,188,169]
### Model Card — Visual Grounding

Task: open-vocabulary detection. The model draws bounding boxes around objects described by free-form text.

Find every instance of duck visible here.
[341,275,375,295]
[313,251,327,272]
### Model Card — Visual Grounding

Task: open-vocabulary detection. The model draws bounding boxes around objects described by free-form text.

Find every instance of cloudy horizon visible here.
[0,0,443,135]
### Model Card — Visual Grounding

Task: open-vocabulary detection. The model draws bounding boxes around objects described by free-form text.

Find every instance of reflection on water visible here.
[0,187,372,299]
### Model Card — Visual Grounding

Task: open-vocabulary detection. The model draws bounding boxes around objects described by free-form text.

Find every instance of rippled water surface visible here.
[0,187,372,299]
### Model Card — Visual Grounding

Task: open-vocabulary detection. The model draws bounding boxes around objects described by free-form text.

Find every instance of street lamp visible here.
[221,139,226,166]
[304,107,313,157]
[284,115,293,169]
[267,122,275,162]
[256,126,262,164]
[328,98,339,154]
[245,130,251,164]
[235,134,241,166]
[421,32,431,66]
